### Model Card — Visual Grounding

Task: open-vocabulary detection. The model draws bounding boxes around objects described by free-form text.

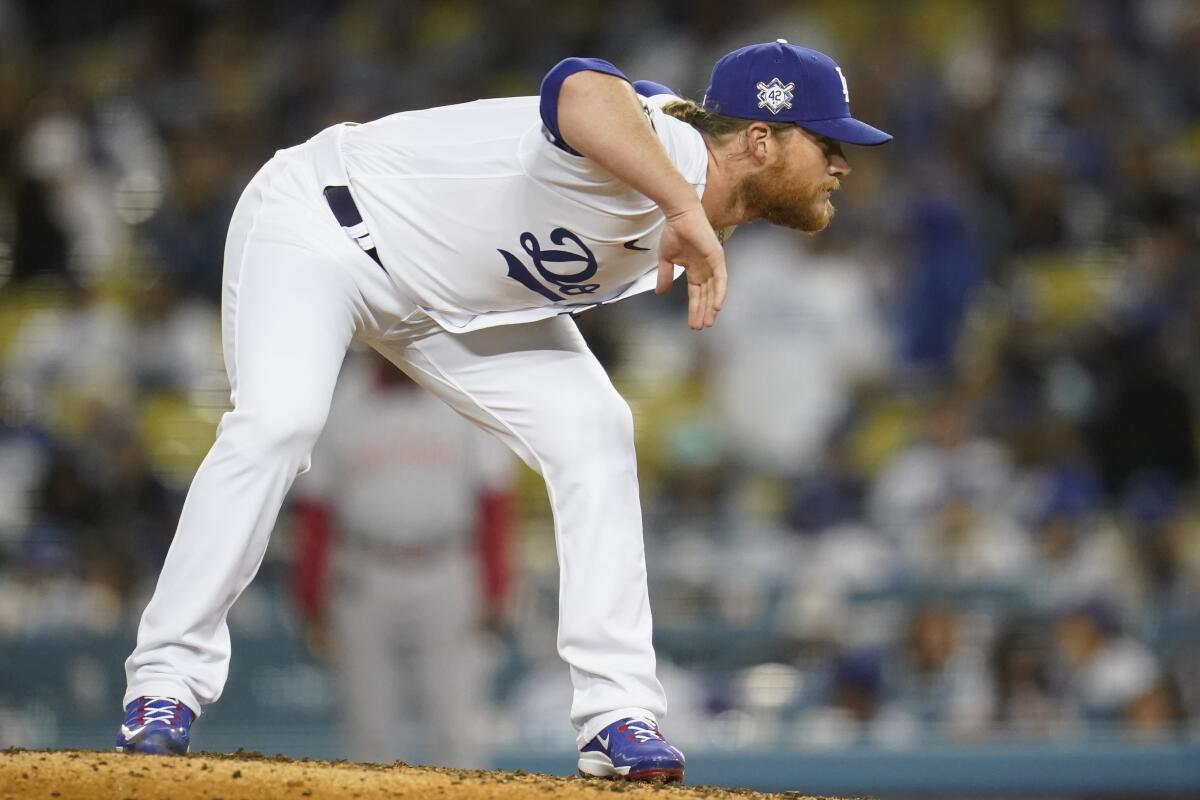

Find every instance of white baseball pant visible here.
[123,128,666,747]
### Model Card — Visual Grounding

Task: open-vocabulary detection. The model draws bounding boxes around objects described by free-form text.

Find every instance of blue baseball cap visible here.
[703,40,892,146]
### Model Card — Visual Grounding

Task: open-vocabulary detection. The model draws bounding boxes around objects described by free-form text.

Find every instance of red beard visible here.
[737,161,836,232]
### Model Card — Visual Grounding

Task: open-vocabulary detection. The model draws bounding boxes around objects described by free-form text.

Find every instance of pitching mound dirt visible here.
[1,749,835,800]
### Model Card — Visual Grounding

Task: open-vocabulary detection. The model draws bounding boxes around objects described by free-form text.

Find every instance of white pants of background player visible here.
[123,130,666,748]
[332,546,486,766]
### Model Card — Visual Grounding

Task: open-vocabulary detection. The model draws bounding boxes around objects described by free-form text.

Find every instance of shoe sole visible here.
[577,767,684,783]
[116,731,190,756]
[578,753,683,783]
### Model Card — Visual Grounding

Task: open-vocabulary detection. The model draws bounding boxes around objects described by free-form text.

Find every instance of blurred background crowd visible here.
[1,0,1198,769]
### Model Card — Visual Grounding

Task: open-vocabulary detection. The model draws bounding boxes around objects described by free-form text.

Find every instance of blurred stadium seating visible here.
[1,0,1197,795]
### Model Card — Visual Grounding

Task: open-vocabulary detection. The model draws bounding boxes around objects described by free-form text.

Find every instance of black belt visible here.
[323,185,383,269]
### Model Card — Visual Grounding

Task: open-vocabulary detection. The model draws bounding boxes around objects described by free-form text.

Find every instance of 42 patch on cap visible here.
[756,77,795,115]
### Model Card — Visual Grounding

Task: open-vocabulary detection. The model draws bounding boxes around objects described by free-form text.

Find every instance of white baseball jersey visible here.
[340,95,706,332]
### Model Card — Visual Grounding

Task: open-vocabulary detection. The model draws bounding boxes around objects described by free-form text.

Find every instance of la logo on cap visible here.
[756,77,794,115]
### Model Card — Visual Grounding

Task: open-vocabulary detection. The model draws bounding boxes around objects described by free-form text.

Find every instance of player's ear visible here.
[743,122,772,165]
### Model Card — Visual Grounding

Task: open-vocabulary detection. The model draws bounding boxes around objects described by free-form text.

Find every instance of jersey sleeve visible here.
[522,65,707,212]
[632,80,679,99]
[539,57,631,156]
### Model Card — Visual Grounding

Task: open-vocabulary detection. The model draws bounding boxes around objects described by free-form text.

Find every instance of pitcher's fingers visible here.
[714,267,727,312]
[704,288,718,327]
[699,282,712,329]
[656,258,674,295]
[688,282,702,330]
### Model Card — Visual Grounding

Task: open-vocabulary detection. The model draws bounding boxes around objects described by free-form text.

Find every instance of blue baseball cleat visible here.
[115,696,195,755]
[577,717,685,782]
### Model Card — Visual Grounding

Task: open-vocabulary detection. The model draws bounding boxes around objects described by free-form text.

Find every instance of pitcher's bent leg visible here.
[124,179,360,713]
[376,317,666,748]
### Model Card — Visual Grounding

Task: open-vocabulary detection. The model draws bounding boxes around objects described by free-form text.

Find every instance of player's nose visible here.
[829,152,850,177]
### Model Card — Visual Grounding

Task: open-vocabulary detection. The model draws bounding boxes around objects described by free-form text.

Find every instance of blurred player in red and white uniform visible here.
[291,351,516,767]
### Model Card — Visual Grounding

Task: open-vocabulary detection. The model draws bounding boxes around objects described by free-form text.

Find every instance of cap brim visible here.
[799,117,892,146]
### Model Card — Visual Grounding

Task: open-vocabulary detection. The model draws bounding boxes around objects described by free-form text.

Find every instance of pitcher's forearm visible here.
[557,71,701,218]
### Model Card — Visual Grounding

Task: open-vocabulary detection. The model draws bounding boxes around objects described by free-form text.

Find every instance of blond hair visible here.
[659,98,794,138]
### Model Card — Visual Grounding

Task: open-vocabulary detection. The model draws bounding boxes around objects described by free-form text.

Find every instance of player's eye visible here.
[820,137,843,160]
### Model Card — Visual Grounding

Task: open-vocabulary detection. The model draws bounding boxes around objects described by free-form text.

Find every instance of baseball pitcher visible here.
[116,41,890,782]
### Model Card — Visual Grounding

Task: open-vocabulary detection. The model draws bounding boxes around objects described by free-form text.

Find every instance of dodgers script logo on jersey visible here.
[499,227,601,301]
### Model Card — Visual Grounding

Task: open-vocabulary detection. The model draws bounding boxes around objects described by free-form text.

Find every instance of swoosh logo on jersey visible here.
[121,724,147,740]
[623,239,651,251]
[597,733,610,750]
